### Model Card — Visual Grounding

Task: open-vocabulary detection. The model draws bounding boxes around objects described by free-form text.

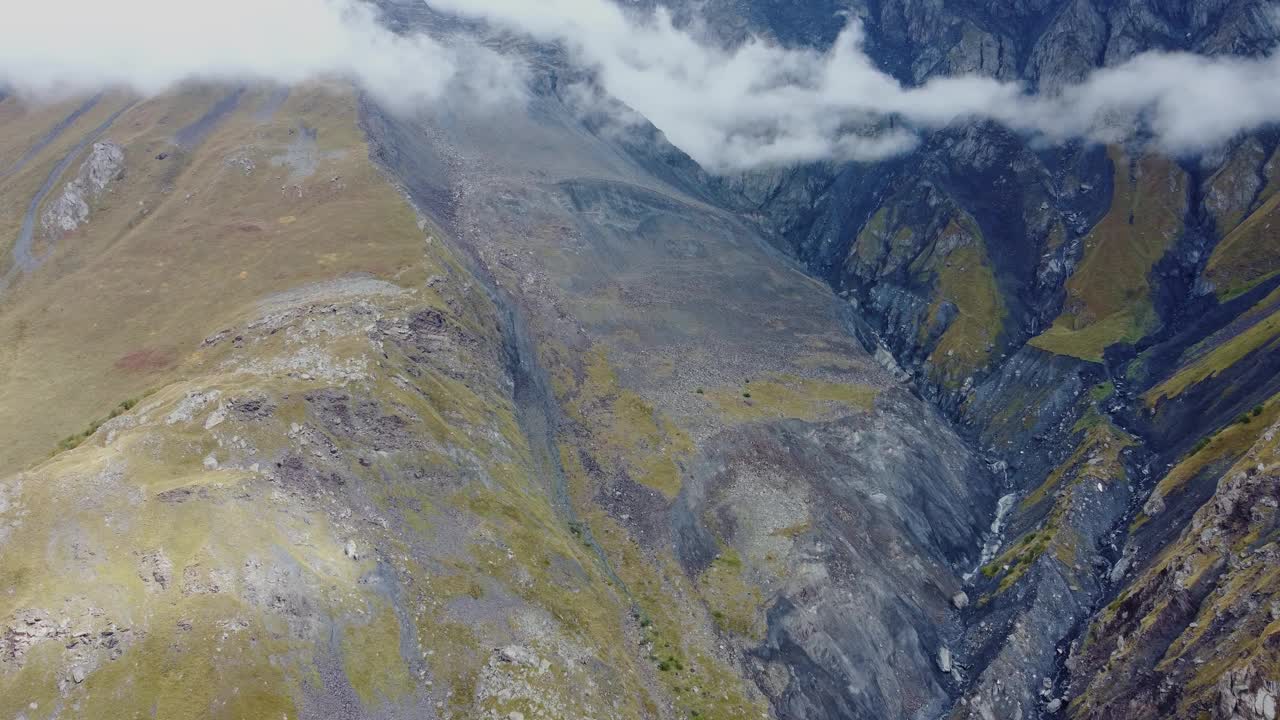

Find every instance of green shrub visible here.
[53,397,142,455]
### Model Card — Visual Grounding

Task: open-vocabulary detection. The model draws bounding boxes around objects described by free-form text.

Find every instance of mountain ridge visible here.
[1,1,1279,719]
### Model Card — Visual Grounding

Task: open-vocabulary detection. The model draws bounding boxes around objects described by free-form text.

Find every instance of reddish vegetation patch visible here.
[115,348,177,372]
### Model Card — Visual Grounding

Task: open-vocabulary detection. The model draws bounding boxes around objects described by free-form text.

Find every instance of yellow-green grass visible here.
[555,345,695,499]
[0,82,782,720]
[2,380,485,718]
[0,247,670,720]
[0,95,96,172]
[1142,393,1280,508]
[981,414,1132,597]
[705,373,877,424]
[551,339,780,716]
[698,548,766,641]
[1143,285,1280,406]
[442,487,658,718]
[0,94,139,270]
[848,206,915,271]
[1075,424,1280,718]
[558,446,773,720]
[1030,149,1187,361]
[0,83,429,471]
[851,208,1006,385]
[0,412,368,718]
[915,215,1006,385]
[850,206,890,267]
[1204,189,1280,301]
[1090,381,1115,402]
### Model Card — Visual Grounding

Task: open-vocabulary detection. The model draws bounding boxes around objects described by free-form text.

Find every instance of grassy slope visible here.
[850,202,1005,387]
[1030,149,1187,362]
[0,85,452,719]
[917,215,1006,386]
[1204,189,1280,301]
[0,85,428,471]
[1143,284,1280,406]
[1132,393,1280,531]
[0,85,791,720]
[0,95,131,273]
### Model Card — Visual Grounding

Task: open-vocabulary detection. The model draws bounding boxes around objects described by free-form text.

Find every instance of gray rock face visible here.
[39,141,123,238]
[1205,138,1269,227]
[1218,671,1278,720]
[361,7,1005,716]
[689,395,991,719]
[1026,0,1109,91]
[643,3,1280,720]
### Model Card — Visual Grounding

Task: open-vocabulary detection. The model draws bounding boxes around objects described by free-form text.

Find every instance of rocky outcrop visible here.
[1217,666,1279,720]
[39,141,123,238]
[1065,416,1280,719]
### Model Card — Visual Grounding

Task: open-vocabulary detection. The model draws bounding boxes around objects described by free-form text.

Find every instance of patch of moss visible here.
[770,521,812,539]
[850,207,891,268]
[558,346,693,499]
[52,395,147,455]
[984,415,1133,598]
[981,528,1052,593]
[1022,410,1132,510]
[613,532,771,719]
[1129,511,1150,533]
[555,446,771,719]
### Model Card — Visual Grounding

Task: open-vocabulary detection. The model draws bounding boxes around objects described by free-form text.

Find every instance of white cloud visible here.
[0,0,523,112]
[1019,51,1280,151]
[1,0,1278,172]
[426,0,1280,171]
